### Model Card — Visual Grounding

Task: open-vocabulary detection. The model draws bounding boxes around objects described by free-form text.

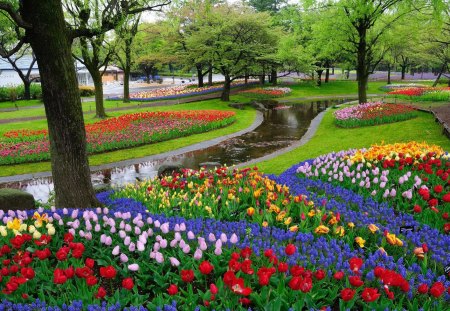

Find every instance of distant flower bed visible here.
[0,110,235,165]
[334,102,417,128]
[239,87,292,99]
[126,81,258,101]
[387,87,450,101]
[379,84,428,91]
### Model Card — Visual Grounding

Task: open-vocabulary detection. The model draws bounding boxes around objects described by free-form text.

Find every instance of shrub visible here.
[79,86,96,97]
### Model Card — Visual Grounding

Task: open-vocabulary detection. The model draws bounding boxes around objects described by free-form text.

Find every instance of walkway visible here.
[430,105,450,138]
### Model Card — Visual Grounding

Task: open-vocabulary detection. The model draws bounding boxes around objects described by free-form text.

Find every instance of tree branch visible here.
[0,37,25,58]
[0,2,32,29]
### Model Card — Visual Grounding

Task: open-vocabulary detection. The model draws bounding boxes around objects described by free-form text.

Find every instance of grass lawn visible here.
[0,99,256,176]
[0,99,43,110]
[281,80,388,98]
[256,109,450,175]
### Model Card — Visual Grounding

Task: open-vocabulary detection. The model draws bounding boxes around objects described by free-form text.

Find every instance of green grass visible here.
[280,80,388,99]
[0,99,256,176]
[0,99,43,110]
[256,109,450,175]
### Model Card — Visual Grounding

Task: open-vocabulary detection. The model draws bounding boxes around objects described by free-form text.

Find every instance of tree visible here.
[114,15,141,103]
[185,4,277,101]
[0,0,170,208]
[4,46,37,99]
[66,0,118,118]
[246,0,287,13]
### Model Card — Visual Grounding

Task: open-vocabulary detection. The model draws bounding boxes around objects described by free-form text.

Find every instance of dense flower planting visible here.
[0,111,235,165]
[239,87,292,99]
[1,142,449,310]
[334,102,417,128]
[387,87,450,101]
[379,84,428,92]
[126,81,258,101]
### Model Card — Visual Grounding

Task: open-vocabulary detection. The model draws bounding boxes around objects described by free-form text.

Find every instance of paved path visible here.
[430,105,450,138]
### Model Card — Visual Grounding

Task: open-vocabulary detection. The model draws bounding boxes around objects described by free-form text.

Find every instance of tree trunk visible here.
[208,64,213,86]
[271,69,277,85]
[316,69,323,86]
[387,64,391,85]
[23,81,31,100]
[123,67,130,103]
[332,67,335,75]
[123,45,131,103]
[221,75,231,101]
[244,73,248,85]
[400,65,407,80]
[22,0,101,208]
[356,27,368,104]
[260,69,265,85]
[196,65,204,87]
[432,63,446,87]
[92,71,106,118]
[325,68,330,83]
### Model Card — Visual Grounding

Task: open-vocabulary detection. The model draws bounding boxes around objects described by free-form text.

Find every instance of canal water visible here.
[2,99,349,202]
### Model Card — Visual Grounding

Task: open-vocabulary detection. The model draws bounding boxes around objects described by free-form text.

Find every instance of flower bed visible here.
[0,110,236,165]
[125,81,258,101]
[239,87,292,99]
[0,142,449,310]
[334,102,417,128]
[379,84,428,92]
[387,87,450,101]
[296,142,450,233]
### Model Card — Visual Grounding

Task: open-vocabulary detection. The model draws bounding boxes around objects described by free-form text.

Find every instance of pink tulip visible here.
[230,234,238,244]
[128,263,139,271]
[120,253,128,263]
[169,257,180,267]
[112,245,120,256]
[194,248,203,260]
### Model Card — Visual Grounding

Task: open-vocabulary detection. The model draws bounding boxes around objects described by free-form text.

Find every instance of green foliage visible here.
[0,85,42,102]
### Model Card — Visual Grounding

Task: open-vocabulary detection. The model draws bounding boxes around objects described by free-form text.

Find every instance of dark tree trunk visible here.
[208,64,213,86]
[260,69,265,85]
[145,70,151,84]
[356,27,368,104]
[387,64,391,85]
[23,81,31,100]
[316,69,323,86]
[196,65,204,87]
[325,68,330,83]
[22,0,101,208]
[400,65,407,80]
[271,69,277,85]
[123,67,130,103]
[92,71,106,118]
[332,67,335,75]
[123,45,131,103]
[244,72,249,85]
[432,63,446,87]
[221,75,231,101]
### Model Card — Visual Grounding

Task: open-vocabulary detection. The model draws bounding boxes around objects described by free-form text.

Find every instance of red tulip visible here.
[95,286,107,299]
[349,276,364,287]
[430,282,445,298]
[361,288,380,302]
[199,261,214,275]
[333,271,344,280]
[99,266,116,279]
[340,288,355,301]
[122,278,134,290]
[167,284,178,295]
[285,244,296,256]
[417,283,428,294]
[181,269,195,283]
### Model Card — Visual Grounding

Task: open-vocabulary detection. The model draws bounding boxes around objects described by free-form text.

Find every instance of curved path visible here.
[0,111,264,183]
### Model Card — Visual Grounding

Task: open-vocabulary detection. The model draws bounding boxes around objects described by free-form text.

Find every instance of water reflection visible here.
[1,99,348,202]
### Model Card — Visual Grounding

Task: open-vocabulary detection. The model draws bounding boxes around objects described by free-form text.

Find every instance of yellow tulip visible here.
[7,218,22,231]
[413,247,424,259]
[276,211,287,221]
[0,226,7,237]
[348,222,355,228]
[289,225,299,232]
[314,225,330,235]
[284,217,292,225]
[368,224,379,234]
[32,230,42,239]
[246,207,255,216]
[355,237,366,248]
[262,221,268,227]
[308,210,316,217]
[334,226,345,237]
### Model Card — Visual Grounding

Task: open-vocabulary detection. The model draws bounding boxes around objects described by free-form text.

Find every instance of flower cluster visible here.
[0,110,235,165]
[296,142,449,233]
[239,87,292,99]
[379,84,428,91]
[387,87,450,101]
[125,81,258,101]
[334,102,417,128]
